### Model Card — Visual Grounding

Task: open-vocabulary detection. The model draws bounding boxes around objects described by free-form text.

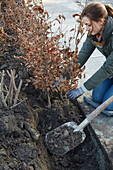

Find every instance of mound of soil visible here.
[0,30,112,170]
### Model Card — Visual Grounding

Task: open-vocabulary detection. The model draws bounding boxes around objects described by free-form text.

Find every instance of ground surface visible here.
[0,29,112,169]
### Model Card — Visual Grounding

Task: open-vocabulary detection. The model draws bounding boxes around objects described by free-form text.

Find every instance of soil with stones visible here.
[0,30,112,170]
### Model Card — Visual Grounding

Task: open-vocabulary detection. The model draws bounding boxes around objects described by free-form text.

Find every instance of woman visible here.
[68,2,113,115]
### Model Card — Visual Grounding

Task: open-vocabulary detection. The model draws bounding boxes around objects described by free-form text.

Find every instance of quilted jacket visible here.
[78,16,113,90]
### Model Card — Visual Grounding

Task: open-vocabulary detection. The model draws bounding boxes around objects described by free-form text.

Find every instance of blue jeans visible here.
[92,78,113,111]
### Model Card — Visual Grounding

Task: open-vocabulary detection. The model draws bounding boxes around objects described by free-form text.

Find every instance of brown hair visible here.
[80,3,113,21]
[105,4,113,17]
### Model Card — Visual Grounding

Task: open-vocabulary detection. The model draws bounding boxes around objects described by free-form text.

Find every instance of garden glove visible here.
[68,85,88,99]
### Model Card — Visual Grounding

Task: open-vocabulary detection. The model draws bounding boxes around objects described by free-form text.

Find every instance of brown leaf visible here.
[27,0,32,3]
[70,28,75,32]
[61,33,64,38]
[61,15,66,20]
[76,38,80,45]
[33,6,44,14]
[75,47,78,53]
[82,65,86,71]
[104,141,110,146]
[72,14,80,18]
[58,15,62,19]
[55,18,61,24]
[78,74,82,79]
[44,11,49,17]
[76,19,82,23]
[55,34,60,39]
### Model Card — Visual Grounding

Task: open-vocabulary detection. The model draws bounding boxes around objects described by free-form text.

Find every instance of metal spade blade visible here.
[45,122,86,156]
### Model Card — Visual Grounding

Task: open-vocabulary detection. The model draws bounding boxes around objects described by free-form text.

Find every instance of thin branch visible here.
[13,79,22,105]
[0,70,7,107]
[47,91,51,108]
[0,69,23,108]
[7,70,15,105]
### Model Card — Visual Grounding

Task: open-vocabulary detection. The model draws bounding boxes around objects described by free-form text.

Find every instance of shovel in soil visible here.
[45,95,113,156]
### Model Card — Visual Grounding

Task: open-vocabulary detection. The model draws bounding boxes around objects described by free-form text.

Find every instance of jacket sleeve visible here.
[84,50,113,90]
[63,37,95,79]
[77,37,95,67]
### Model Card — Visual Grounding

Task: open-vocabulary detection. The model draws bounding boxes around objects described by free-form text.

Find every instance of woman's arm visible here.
[84,50,113,90]
[77,37,95,67]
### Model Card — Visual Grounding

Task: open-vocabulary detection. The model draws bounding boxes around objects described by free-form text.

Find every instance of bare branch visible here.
[13,79,22,105]
[0,70,7,107]
[0,69,22,108]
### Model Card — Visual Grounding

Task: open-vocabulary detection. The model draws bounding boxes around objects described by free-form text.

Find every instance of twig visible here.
[10,97,27,109]
[13,79,22,105]
[47,91,51,108]
[0,69,23,108]
[7,69,16,105]
[0,70,7,107]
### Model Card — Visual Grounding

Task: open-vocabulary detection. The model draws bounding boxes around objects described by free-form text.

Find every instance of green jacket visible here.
[78,16,113,90]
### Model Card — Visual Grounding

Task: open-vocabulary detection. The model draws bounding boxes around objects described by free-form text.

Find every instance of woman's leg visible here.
[102,85,113,111]
[92,78,113,103]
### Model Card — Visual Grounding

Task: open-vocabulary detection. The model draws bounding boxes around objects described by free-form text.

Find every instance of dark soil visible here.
[0,30,112,170]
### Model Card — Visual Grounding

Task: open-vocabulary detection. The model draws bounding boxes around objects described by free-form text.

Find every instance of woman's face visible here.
[82,16,104,35]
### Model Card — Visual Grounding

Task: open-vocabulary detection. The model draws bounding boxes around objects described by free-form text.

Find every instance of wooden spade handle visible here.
[75,95,113,131]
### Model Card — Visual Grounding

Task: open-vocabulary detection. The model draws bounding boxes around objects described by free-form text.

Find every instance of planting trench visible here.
[36,96,112,170]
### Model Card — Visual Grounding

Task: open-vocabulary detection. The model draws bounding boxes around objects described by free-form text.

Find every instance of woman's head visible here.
[80,3,113,35]
[81,3,108,22]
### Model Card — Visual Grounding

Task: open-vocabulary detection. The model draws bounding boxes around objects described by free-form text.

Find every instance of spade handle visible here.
[75,95,113,131]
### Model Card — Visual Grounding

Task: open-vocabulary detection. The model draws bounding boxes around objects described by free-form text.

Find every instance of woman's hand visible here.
[68,85,88,99]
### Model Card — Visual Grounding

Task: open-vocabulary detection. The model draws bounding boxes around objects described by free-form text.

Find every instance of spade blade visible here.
[45,122,86,156]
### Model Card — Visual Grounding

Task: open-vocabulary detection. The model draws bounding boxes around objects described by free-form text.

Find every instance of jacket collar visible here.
[102,16,113,42]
